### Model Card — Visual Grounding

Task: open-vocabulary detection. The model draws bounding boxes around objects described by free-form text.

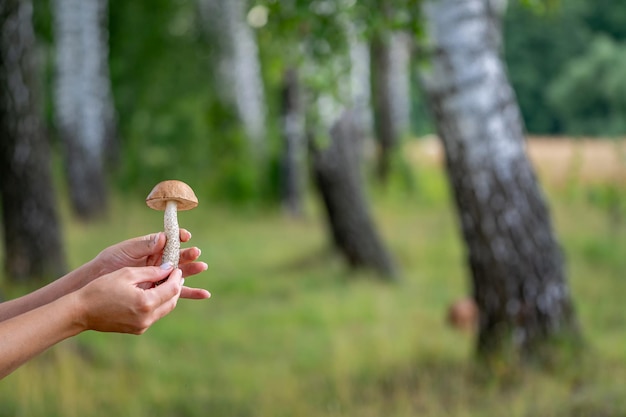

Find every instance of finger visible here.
[179,247,202,265]
[122,232,166,261]
[181,286,211,299]
[155,267,182,291]
[149,269,184,316]
[179,262,208,278]
[132,263,174,286]
[180,229,192,243]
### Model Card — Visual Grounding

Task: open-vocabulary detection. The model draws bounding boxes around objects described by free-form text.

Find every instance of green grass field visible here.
[1,158,625,417]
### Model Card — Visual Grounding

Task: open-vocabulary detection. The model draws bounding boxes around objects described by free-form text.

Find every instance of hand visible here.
[93,230,210,299]
[74,265,185,334]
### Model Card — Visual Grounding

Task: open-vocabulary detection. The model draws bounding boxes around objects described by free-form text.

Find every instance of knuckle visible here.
[136,298,155,315]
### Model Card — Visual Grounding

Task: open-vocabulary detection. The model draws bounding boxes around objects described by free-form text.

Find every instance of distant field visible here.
[408,136,626,186]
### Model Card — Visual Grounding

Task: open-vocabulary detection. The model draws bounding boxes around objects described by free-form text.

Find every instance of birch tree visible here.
[370,27,412,181]
[311,110,398,279]
[419,0,580,362]
[0,0,66,283]
[280,68,306,216]
[52,0,116,220]
[306,12,398,280]
[197,0,267,150]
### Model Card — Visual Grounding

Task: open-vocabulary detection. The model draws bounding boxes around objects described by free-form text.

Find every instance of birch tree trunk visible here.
[311,110,397,280]
[370,31,412,181]
[0,0,67,283]
[52,0,116,220]
[197,0,266,151]
[348,22,373,140]
[280,68,306,217]
[420,0,579,361]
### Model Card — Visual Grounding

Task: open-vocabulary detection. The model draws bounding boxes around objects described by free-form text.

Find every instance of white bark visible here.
[198,0,267,147]
[370,29,413,178]
[419,0,578,356]
[420,0,522,184]
[52,0,115,218]
[387,32,412,138]
[53,0,115,160]
[348,22,373,137]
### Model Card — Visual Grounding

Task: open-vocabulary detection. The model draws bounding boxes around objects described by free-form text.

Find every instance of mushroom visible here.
[146,180,198,268]
[446,297,478,333]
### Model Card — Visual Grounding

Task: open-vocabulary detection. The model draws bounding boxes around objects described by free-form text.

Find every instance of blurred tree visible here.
[348,20,373,141]
[369,3,412,182]
[260,0,398,278]
[196,0,267,152]
[52,0,117,220]
[107,0,215,196]
[0,0,67,283]
[420,0,580,363]
[312,110,397,279]
[280,68,306,217]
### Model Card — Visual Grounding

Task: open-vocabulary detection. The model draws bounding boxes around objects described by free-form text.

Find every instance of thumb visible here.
[122,233,166,260]
[133,263,175,286]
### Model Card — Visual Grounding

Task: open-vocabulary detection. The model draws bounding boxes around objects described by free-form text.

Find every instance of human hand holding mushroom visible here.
[0,184,209,379]
[92,230,210,299]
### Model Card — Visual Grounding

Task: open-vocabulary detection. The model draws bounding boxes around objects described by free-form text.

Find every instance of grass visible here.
[1,157,625,417]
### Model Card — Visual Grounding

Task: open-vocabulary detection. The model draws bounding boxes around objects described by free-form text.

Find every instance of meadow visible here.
[0,138,625,417]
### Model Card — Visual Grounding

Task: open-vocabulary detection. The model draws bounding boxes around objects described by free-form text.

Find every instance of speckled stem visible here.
[163,200,180,267]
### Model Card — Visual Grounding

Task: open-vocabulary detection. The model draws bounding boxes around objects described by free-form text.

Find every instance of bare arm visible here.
[0,265,184,379]
[0,260,98,323]
[0,231,209,323]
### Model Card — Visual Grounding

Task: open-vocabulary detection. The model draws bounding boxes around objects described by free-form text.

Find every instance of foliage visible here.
[107,0,275,204]
[548,36,626,136]
[22,0,626,206]
[504,0,626,135]
[503,0,590,133]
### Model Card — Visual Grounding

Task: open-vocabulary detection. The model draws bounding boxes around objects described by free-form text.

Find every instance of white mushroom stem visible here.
[163,200,180,267]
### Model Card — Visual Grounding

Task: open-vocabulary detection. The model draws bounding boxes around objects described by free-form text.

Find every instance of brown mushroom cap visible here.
[146,180,199,211]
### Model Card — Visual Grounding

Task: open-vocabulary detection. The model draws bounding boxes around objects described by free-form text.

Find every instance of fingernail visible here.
[181,278,185,287]
[161,262,173,270]
[152,232,160,246]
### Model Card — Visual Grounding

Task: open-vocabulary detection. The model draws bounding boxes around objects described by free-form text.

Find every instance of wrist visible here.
[74,256,111,293]
[66,290,89,334]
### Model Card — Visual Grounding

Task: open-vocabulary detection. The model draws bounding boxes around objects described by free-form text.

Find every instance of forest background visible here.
[1,0,625,416]
[29,0,626,200]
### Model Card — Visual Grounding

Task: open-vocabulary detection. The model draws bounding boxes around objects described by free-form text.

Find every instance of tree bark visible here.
[370,31,412,181]
[197,0,267,150]
[52,0,116,220]
[0,0,67,283]
[420,0,579,361]
[280,68,306,217]
[348,21,373,140]
[311,110,397,280]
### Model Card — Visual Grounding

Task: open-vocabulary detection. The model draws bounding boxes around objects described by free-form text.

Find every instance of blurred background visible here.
[0,0,625,416]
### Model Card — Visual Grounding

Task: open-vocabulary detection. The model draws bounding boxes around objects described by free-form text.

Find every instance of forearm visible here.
[0,259,100,322]
[0,292,84,379]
